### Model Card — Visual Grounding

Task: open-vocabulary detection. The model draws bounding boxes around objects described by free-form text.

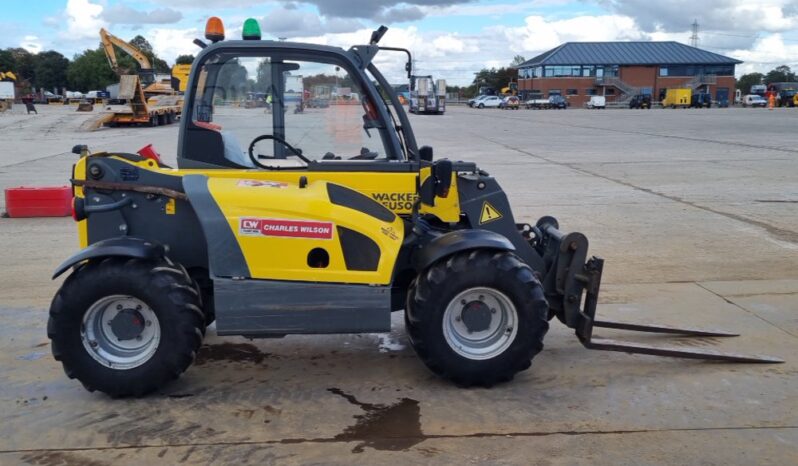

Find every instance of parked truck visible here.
[103,75,182,127]
[409,75,446,114]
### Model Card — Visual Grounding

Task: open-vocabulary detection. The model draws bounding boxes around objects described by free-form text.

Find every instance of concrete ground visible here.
[0,104,796,465]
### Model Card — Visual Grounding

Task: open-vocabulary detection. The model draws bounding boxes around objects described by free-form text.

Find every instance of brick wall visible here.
[518,67,736,107]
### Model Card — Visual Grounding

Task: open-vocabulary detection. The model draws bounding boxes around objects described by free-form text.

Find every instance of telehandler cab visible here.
[48,19,781,397]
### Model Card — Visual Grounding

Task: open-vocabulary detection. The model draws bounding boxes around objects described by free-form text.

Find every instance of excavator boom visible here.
[99,28,153,74]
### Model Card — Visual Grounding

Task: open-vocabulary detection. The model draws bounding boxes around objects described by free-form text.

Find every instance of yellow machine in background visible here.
[0,71,16,112]
[171,64,192,92]
[500,81,518,96]
[661,88,691,108]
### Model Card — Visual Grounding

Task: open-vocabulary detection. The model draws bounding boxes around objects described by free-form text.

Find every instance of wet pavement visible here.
[0,105,797,464]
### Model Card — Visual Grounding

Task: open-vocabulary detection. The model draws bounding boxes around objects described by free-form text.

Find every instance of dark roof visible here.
[518,42,742,67]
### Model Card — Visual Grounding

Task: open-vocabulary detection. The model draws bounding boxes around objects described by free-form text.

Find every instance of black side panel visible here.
[182,174,250,278]
[214,279,391,335]
[337,226,380,271]
[83,157,208,271]
[53,237,164,279]
[327,183,396,222]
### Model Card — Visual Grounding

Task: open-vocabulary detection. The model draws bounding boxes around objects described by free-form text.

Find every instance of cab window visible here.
[190,53,390,168]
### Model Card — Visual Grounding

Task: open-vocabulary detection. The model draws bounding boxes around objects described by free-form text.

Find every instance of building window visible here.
[605,88,615,95]
[566,89,578,95]
[659,67,668,77]
[582,66,595,77]
[548,89,562,96]
[585,88,597,96]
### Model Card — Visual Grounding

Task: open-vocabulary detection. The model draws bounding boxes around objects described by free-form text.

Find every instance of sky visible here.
[3,0,798,85]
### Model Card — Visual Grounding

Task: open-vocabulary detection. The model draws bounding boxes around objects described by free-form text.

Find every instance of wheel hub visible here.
[461,300,492,333]
[81,295,161,370]
[443,287,519,360]
[109,309,145,341]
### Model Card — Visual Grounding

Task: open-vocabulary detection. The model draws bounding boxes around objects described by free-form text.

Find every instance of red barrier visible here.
[4,186,72,218]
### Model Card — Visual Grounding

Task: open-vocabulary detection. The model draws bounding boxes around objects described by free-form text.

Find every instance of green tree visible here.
[736,72,763,93]
[764,65,796,84]
[129,35,169,73]
[67,48,118,92]
[33,51,69,91]
[8,48,35,83]
[175,54,195,65]
[0,49,15,71]
[511,55,526,67]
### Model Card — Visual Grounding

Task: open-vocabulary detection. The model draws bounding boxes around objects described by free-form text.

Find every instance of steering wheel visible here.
[248,134,311,168]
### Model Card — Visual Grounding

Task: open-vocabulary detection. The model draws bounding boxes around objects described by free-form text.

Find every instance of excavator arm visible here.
[99,28,153,75]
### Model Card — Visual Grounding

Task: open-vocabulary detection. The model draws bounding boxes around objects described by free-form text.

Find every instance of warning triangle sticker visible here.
[479,201,503,224]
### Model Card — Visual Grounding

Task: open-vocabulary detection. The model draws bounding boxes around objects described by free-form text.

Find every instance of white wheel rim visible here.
[81,295,161,370]
[442,287,518,360]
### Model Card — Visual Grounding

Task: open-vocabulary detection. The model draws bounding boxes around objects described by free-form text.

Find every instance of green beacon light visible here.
[242,18,261,40]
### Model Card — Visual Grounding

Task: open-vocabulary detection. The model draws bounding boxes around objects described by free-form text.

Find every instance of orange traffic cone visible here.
[768,94,775,110]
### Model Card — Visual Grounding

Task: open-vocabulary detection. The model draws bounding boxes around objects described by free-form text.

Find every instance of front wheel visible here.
[48,257,204,397]
[405,250,549,387]
[478,103,484,108]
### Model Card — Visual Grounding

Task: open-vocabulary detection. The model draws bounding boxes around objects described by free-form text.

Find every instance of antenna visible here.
[690,19,699,47]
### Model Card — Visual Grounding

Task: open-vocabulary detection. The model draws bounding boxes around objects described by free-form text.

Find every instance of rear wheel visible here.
[405,250,549,387]
[48,257,204,397]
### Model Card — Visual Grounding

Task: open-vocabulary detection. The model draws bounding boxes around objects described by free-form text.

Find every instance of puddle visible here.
[327,387,422,453]
[194,342,270,365]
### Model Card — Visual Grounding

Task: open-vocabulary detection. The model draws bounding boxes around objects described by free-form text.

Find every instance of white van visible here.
[742,95,767,107]
[587,95,605,109]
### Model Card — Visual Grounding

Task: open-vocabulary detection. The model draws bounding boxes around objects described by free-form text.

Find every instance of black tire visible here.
[47,257,204,397]
[405,250,549,387]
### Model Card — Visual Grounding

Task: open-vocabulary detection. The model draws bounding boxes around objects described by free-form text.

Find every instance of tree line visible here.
[0,36,195,94]
[736,65,797,94]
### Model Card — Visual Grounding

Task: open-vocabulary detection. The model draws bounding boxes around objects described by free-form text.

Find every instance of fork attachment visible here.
[535,218,784,364]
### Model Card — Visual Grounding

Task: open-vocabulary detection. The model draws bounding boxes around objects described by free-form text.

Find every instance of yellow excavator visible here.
[0,71,17,82]
[97,29,184,128]
[99,28,189,95]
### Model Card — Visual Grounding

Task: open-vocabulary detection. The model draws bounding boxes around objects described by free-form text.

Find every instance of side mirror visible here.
[71,144,87,155]
[419,145,433,162]
[433,159,452,198]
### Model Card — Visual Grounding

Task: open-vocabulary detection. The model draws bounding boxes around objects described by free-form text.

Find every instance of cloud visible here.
[729,33,798,74]
[292,0,476,21]
[20,35,42,54]
[599,0,798,33]
[376,6,425,23]
[62,0,106,41]
[102,5,183,25]
[261,8,363,37]
[148,27,204,64]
